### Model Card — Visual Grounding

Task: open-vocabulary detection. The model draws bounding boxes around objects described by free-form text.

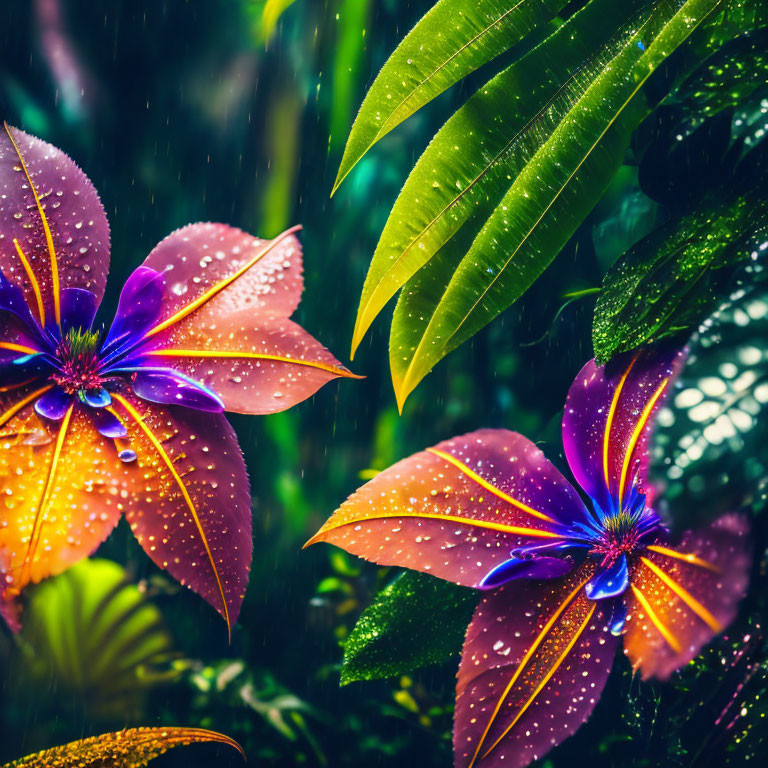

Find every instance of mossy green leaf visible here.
[593,147,768,363]
[334,0,567,195]
[340,571,477,685]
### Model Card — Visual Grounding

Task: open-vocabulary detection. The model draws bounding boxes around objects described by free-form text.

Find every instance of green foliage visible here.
[593,187,768,363]
[6,559,178,723]
[339,0,740,407]
[340,571,477,685]
[649,269,768,530]
[333,0,566,193]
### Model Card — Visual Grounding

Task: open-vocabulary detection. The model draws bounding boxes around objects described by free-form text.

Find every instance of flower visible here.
[0,125,358,635]
[307,346,750,768]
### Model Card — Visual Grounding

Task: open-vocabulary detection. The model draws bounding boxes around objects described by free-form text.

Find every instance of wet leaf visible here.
[12,559,178,723]
[340,571,477,684]
[1,727,244,768]
[333,0,567,193]
[650,266,768,530]
[593,186,768,364]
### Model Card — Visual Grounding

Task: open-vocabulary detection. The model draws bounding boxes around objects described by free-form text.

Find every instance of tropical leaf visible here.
[333,0,567,193]
[390,0,727,407]
[592,185,768,363]
[341,571,477,684]
[1,727,244,768]
[12,559,178,722]
[649,269,768,531]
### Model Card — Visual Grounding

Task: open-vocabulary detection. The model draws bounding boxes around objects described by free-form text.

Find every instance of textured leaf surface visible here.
[2,727,243,768]
[650,270,768,528]
[387,0,720,407]
[354,0,645,359]
[454,564,617,768]
[593,190,768,364]
[334,0,566,192]
[341,570,477,684]
[132,223,358,415]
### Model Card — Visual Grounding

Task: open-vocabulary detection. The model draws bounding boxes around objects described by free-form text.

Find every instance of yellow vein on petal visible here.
[143,225,302,340]
[640,557,721,632]
[646,545,721,573]
[618,378,668,507]
[481,600,597,761]
[16,403,74,591]
[4,123,61,327]
[427,447,556,524]
[603,355,636,490]
[13,238,46,326]
[630,583,682,653]
[142,349,363,378]
[468,578,589,768]
[111,392,232,640]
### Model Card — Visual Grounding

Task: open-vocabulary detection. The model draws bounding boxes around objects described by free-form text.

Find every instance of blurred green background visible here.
[0,2,759,767]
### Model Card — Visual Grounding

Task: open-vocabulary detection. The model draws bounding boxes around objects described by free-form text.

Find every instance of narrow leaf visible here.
[352,0,646,357]
[334,0,567,194]
[392,0,721,407]
[2,727,244,768]
[341,571,477,684]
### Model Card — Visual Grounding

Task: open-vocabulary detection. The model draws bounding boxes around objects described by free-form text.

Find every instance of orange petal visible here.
[142,311,359,414]
[623,513,749,680]
[0,390,126,602]
[306,429,586,588]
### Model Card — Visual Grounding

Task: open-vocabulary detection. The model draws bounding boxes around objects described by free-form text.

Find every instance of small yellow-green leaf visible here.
[2,727,244,768]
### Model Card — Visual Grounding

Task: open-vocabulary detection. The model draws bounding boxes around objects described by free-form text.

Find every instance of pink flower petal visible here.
[454,564,617,768]
[0,125,109,324]
[307,429,587,588]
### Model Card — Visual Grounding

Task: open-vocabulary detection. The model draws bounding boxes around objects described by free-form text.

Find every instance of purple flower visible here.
[0,125,358,635]
[308,346,750,768]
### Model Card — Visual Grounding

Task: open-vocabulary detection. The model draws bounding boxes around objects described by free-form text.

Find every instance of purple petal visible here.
[455,565,618,768]
[585,554,629,600]
[0,126,110,321]
[60,287,98,332]
[34,387,73,420]
[562,346,686,513]
[479,555,574,589]
[129,368,225,412]
[90,406,127,438]
[0,270,39,328]
[103,266,166,352]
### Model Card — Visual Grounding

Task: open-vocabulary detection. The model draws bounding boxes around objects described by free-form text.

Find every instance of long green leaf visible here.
[352,0,642,357]
[389,0,723,408]
[333,0,567,194]
[340,571,477,685]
